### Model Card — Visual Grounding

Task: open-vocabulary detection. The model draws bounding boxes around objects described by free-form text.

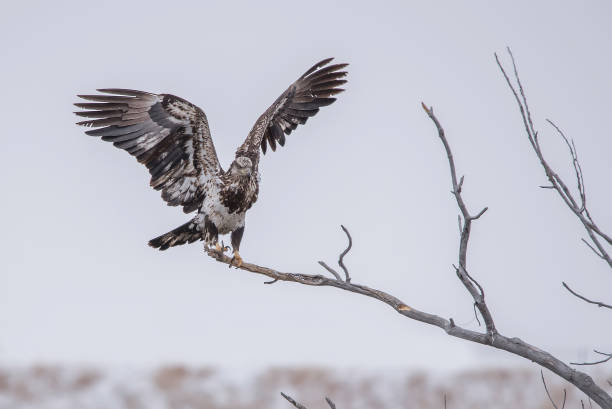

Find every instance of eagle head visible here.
[229,156,253,177]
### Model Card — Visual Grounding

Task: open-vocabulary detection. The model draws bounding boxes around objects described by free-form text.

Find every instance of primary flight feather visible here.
[75,58,348,266]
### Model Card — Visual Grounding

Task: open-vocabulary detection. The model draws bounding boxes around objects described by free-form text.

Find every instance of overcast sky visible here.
[1,0,611,373]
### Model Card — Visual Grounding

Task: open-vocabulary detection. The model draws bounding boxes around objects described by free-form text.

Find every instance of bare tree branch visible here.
[205,99,612,408]
[562,282,612,310]
[281,392,337,409]
[201,50,612,407]
[318,225,353,282]
[542,370,567,409]
[338,225,352,282]
[325,397,337,409]
[207,227,612,407]
[318,261,342,281]
[495,48,612,312]
[421,102,496,338]
[281,392,308,409]
[571,351,612,366]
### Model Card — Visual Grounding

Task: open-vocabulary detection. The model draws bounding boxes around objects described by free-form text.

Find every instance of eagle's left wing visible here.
[75,89,222,214]
[235,58,348,167]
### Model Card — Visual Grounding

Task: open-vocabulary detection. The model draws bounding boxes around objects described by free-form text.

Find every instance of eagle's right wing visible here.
[235,58,348,167]
[75,89,222,213]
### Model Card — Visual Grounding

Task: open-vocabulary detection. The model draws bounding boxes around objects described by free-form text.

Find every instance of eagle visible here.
[75,58,347,267]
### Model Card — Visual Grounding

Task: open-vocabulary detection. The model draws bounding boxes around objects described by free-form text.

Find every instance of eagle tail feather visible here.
[148,219,201,250]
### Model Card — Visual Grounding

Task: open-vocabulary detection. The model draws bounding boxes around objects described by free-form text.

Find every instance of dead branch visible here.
[281,392,337,409]
[562,282,612,310]
[495,48,612,312]
[200,49,612,407]
[206,100,612,407]
[281,392,308,409]
[317,225,352,282]
[422,102,495,337]
[208,227,612,407]
[338,225,352,282]
[571,351,612,366]
[542,370,567,409]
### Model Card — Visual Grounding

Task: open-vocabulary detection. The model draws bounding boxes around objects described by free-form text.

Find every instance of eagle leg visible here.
[229,226,245,268]
[230,249,243,268]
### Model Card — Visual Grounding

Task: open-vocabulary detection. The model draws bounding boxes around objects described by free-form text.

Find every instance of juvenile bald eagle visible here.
[75,58,347,266]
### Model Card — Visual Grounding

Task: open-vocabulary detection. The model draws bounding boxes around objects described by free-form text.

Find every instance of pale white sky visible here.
[1,0,611,373]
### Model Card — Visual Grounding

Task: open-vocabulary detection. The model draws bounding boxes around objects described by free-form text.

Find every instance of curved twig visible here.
[563,282,612,310]
[571,350,612,366]
[541,370,567,409]
[338,225,352,282]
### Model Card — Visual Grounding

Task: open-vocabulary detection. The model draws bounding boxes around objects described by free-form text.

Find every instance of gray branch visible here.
[318,225,352,282]
[203,51,612,408]
[206,242,611,407]
[281,392,337,409]
[422,102,496,337]
[571,351,612,366]
[206,99,612,408]
[542,370,567,409]
[495,48,612,312]
[562,282,612,310]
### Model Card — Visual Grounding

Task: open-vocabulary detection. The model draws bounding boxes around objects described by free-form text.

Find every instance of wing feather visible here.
[75,89,222,213]
[235,58,347,166]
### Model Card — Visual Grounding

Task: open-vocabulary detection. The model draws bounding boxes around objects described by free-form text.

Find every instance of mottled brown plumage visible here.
[75,58,347,264]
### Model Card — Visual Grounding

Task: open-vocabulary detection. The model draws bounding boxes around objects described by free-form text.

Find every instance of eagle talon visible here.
[230,250,243,268]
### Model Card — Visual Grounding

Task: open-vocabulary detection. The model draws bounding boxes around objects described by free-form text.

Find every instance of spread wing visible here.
[75,89,222,213]
[236,58,347,166]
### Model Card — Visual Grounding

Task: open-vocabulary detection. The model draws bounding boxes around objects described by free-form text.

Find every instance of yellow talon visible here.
[215,242,224,253]
[231,250,243,268]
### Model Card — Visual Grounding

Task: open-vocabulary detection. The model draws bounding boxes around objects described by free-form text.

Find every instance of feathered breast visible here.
[220,176,259,214]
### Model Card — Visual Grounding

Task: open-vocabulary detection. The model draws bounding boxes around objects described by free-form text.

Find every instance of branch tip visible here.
[325,397,337,409]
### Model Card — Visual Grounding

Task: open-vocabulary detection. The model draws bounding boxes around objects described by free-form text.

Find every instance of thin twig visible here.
[280,393,337,409]
[319,261,342,281]
[325,397,337,409]
[473,302,481,327]
[571,350,612,366]
[562,282,612,310]
[338,225,352,282]
[541,370,567,409]
[472,207,489,220]
[581,238,605,259]
[281,393,308,409]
